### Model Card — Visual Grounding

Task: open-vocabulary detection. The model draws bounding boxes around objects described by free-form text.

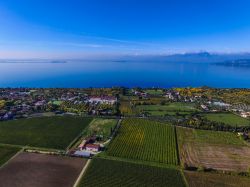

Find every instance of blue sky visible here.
[1,0,250,58]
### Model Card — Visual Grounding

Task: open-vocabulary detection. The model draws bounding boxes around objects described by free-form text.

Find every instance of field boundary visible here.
[0,143,24,149]
[66,118,94,152]
[73,159,91,187]
[0,147,23,169]
[180,170,189,187]
[98,154,179,170]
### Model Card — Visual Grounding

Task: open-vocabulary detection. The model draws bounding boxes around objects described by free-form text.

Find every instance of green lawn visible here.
[177,127,245,146]
[83,118,117,140]
[136,102,199,116]
[203,113,250,127]
[78,158,186,187]
[0,116,92,150]
[145,89,164,95]
[0,145,21,167]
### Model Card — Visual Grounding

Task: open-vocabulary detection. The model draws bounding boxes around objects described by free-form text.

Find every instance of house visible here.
[201,104,208,111]
[165,93,174,100]
[85,144,100,152]
[240,112,250,118]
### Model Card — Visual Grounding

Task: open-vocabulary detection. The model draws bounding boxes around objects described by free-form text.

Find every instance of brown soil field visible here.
[185,171,250,187]
[0,152,87,187]
[182,143,250,171]
[177,127,250,171]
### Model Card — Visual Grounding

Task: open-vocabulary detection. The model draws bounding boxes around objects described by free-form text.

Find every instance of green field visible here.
[185,171,250,187]
[106,118,178,165]
[203,113,250,127]
[136,102,198,116]
[79,158,186,187]
[83,118,117,140]
[0,145,21,167]
[189,129,246,146]
[145,89,164,95]
[0,116,92,150]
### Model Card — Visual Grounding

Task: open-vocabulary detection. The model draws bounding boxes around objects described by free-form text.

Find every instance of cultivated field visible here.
[185,171,250,187]
[203,113,250,127]
[107,118,178,165]
[0,145,20,167]
[177,127,250,171]
[83,118,117,140]
[79,158,186,187]
[136,102,198,116]
[0,116,92,150]
[0,152,87,187]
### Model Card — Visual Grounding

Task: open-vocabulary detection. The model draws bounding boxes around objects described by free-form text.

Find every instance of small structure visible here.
[74,150,91,158]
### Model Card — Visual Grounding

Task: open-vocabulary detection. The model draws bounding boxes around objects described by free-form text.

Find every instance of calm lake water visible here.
[0,61,250,88]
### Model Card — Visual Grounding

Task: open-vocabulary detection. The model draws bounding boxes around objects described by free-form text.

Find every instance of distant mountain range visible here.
[213,59,250,68]
[109,52,250,63]
[162,52,250,63]
[1,52,250,65]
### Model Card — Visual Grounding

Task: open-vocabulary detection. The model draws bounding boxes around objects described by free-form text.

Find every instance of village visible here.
[0,88,118,121]
[132,88,250,118]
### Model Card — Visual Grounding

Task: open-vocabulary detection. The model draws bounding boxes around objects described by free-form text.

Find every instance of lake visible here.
[0,60,250,88]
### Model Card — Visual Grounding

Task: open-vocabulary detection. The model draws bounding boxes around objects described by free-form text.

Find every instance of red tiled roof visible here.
[85,144,100,149]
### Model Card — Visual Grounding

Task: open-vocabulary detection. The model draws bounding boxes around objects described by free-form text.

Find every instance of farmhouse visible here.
[85,144,100,152]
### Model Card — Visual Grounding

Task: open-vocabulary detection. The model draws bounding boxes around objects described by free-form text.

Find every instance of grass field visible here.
[83,118,117,140]
[106,118,178,165]
[177,127,250,171]
[145,89,164,95]
[203,113,250,127]
[136,102,198,116]
[79,158,186,187]
[0,152,87,187]
[0,145,20,167]
[0,116,92,150]
[185,171,250,187]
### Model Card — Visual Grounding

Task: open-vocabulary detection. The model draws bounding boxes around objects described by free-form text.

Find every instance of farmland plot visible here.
[107,118,178,165]
[79,158,186,187]
[0,116,92,150]
[0,152,87,187]
[177,127,250,171]
[185,171,250,187]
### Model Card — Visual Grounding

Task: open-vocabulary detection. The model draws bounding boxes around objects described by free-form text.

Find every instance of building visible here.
[85,144,100,152]
[240,112,250,118]
[201,104,208,111]
[88,96,117,105]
